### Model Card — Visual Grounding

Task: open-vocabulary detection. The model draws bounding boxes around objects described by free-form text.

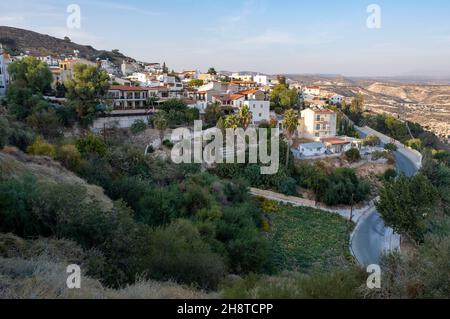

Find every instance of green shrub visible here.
[146,219,226,289]
[406,138,422,151]
[383,168,398,182]
[279,177,297,196]
[130,119,147,135]
[27,137,56,158]
[137,185,183,227]
[384,143,398,152]
[363,135,381,147]
[76,134,108,158]
[57,144,81,170]
[5,120,36,151]
[162,139,174,149]
[26,108,62,138]
[0,117,11,149]
[345,148,361,163]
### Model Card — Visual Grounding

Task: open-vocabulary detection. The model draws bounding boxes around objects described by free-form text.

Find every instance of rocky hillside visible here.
[286,74,450,142]
[0,26,131,65]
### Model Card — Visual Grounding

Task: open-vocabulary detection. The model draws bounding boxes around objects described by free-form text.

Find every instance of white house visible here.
[321,137,352,154]
[231,73,253,82]
[254,75,270,86]
[298,107,337,140]
[108,85,149,109]
[294,142,327,158]
[330,94,344,105]
[303,86,321,96]
[237,89,270,124]
[243,100,270,124]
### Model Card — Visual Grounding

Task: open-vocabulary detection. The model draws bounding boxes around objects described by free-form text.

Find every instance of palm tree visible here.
[205,101,222,126]
[282,109,298,168]
[224,115,240,129]
[239,105,253,129]
[147,96,160,112]
[152,111,168,147]
[216,117,225,130]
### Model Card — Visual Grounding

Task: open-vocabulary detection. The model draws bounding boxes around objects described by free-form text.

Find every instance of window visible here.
[316,115,321,121]
[315,133,319,137]
[316,124,320,130]
[259,113,262,117]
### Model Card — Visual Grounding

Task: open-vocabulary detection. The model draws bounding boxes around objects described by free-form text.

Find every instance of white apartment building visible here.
[0,45,11,97]
[254,75,270,86]
[298,107,337,139]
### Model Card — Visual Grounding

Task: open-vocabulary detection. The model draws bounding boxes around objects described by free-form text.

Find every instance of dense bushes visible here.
[57,144,82,170]
[0,116,36,151]
[0,176,226,289]
[384,143,398,152]
[27,137,56,158]
[377,174,439,243]
[130,119,147,134]
[158,99,199,126]
[76,134,108,158]
[363,135,381,147]
[293,163,370,206]
[345,148,361,163]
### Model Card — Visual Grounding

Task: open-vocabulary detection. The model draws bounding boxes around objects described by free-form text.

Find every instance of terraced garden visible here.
[267,203,354,272]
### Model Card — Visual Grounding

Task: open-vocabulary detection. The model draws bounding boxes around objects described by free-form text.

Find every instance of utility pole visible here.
[349,193,355,223]
[400,103,414,139]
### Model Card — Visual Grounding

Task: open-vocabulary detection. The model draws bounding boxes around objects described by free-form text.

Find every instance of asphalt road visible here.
[351,150,418,266]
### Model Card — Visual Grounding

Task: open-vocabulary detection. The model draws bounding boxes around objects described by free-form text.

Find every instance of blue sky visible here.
[1,0,450,76]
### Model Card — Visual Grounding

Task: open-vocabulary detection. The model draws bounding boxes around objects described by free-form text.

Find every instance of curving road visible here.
[350,130,419,266]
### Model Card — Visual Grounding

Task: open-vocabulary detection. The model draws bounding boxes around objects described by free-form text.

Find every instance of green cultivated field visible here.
[268,205,354,272]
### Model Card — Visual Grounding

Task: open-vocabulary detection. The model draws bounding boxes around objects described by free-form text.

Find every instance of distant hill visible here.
[0,26,132,66]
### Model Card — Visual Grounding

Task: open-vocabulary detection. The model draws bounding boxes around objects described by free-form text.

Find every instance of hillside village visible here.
[0,42,368,159]
[1,28,449,301]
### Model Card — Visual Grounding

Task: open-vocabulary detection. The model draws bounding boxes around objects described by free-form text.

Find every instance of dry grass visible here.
[0,234,215,299]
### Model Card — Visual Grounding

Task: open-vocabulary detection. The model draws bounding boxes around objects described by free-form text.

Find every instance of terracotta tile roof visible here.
[148,86,169,91]
[110,85,149,91]
[230,80,256,85]
[237,89,260,95]
[230,94,245,101]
